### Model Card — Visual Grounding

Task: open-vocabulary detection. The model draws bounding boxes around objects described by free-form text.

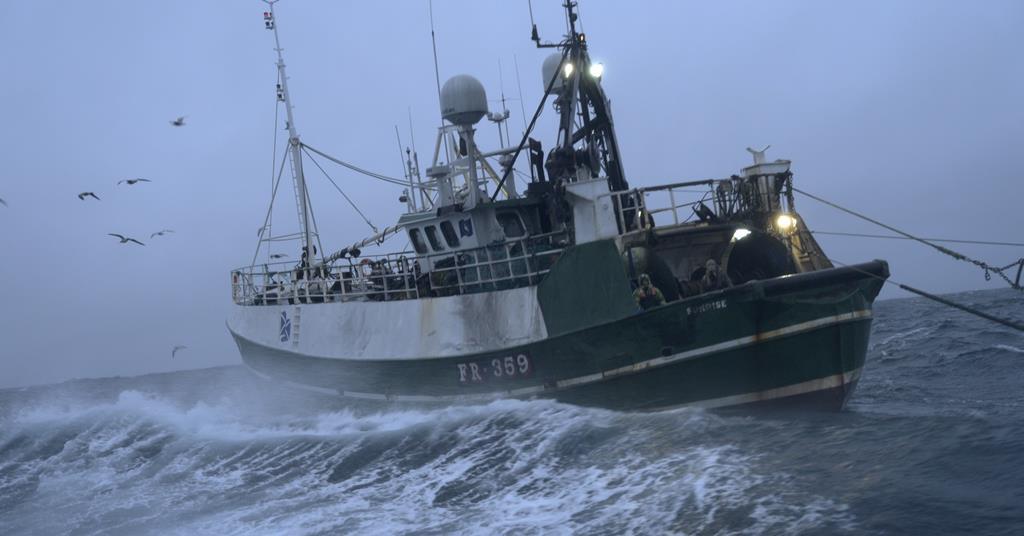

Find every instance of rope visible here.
[827,255,1023,333]
[301,142,413,187]
[786,238,1024,332]
[301,146,378,233]
[812,231,1024,248]
[794,187,1023,291]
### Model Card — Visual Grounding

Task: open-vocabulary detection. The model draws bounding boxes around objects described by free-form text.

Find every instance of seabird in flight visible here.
[150,229,175,238]
[78,192,100,201]
[170,116,187,127]
[108,233,145,246]
[118,178,152,186]
[171,345,187,358]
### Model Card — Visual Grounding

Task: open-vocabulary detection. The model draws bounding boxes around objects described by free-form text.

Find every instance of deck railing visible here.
[231,231,569,305]
[609,180,718,234]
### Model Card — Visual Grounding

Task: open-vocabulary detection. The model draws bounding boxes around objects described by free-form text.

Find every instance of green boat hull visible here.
[231,261,888,411]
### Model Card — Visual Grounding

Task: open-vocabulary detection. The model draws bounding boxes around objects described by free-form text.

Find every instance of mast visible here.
[264,1,316,267]
[538,1,628,191]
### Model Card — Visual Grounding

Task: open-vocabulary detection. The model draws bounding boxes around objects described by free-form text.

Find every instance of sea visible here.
[1,289,1021,535]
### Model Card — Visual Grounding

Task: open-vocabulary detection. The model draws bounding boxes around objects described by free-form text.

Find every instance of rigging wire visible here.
[794,187,1023,291]
[512,54,529,138]
[300,168,326,264]
[301,145,378,234]
[787,238,1024,332]
[250,143,292,268]
[267,87,281,265]
[491,47,570,201]
[300,142,418,187]
[827,255,1021,333]
[811,231,1024,248]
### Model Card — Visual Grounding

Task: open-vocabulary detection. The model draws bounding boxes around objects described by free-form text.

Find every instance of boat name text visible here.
[687,299,727,316]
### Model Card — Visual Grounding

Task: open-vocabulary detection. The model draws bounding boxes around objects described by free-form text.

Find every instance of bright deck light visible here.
[563,62,574,77]
[732,228,752,241]
[588,63,604,78]
[775,213,798,234]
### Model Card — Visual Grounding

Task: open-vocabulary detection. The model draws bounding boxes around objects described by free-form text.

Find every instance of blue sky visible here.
[1,1,1021,388]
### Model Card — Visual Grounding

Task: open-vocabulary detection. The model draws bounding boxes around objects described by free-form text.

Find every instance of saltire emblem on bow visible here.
[279,311,291,342]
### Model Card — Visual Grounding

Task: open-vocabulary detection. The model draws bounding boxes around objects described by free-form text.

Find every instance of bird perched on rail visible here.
[118,178,151,186]
[170,116,187,127]
[150,229,174,238]
[108,233,145,246]
[171,345,187,358]
[78,192,100,201]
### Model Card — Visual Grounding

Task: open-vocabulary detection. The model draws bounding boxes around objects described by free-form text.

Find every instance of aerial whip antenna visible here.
[428,0,450,162]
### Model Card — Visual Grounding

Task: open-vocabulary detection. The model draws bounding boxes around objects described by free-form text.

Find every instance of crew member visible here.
[633,273,666,310]
[701,259,732,292]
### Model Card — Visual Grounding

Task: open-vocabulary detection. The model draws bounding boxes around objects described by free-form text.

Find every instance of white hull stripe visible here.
[656,367,862,411]
[242,309,872,405]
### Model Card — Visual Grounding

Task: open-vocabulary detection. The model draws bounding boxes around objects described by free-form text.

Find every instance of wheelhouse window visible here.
[409,228,428,254]
[497,212,526,238]
[425,225,445,251]
[440,220,460,248]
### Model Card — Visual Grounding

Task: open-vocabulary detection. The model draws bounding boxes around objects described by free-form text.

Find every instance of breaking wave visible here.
[0,387,855,535]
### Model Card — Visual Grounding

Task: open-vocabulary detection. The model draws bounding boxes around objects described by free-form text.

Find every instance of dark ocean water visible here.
[1,289,1022,535]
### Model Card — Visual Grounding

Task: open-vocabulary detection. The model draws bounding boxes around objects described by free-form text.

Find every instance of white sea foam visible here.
[1,392,854,535]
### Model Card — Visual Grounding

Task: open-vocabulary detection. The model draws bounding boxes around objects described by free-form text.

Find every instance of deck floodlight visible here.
[588,62,604,78]
[563,62,574,78]
[732,228,752,242]
[775,213,798,234]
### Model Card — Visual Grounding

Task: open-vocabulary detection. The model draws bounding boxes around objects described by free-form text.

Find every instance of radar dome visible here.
[541,53,568,92]
[440,75,487,125]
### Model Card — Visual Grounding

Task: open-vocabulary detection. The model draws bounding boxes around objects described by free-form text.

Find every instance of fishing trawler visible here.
[228,2,889,411]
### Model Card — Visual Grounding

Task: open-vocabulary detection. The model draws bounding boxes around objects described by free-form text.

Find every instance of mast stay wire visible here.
[300,142,419,187]
[250,142,292,268]
[267,88,281,265]
[811,231,1024,248]
[794,187,1023,291]
[300,167,326,264]
[301,145,379,234]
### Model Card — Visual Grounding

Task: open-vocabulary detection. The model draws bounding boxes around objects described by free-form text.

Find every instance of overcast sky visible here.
[1,1,1021,389]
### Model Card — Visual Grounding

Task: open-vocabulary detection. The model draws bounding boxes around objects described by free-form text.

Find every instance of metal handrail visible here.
[231,231,569,305]
[609,183,720,233]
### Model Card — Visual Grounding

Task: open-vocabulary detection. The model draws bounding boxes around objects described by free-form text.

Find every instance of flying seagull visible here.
[78,192,100,201]
[118,178,151,186]
[170,116,187,127]
[270,253,288,259]
[150,229,175,238]
[171,345,187,358]
[0,197,6,207]
[108,233,145,246]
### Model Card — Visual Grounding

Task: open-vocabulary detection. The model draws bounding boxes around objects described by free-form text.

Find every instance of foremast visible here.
[264,1,317,270]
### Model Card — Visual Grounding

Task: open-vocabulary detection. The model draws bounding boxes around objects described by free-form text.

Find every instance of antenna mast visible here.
[263,1,317,267]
